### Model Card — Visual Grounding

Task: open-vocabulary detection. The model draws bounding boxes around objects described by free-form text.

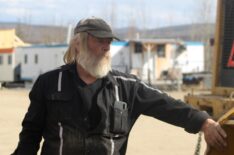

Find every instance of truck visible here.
[184,0,234,120]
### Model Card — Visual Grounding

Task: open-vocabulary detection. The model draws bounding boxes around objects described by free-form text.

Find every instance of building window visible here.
[35,54,38,64]
[8,55,12,65]
[157,44,166,57]
[0,55,3,65]
[24,54,28,64]
[135,42,143,53]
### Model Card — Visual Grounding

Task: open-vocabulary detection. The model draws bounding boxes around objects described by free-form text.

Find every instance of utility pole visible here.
[144,43,154,85]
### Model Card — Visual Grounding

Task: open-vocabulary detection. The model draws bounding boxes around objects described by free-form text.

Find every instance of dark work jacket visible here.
[12,64,210,155]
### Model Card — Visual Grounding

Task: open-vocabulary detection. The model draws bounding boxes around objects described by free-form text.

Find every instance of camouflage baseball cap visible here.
[74,17,120,40]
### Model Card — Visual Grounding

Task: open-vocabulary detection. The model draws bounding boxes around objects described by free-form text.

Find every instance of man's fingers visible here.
[216,125,227,138]
[212,128,227,149]
[213,137,224,150]
[217,134,227,147]
[205,127,226,149]
[215,125,227,147]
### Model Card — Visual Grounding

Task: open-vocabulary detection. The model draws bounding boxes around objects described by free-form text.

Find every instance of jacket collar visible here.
[106,71,118,86]
[60,63,76,72]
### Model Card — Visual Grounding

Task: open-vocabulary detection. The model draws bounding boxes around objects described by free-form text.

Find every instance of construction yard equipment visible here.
[185,0,234,154]
[185,0,234,120]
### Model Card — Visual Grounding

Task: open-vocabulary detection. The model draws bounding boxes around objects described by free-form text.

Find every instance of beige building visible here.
[129,39,185,84]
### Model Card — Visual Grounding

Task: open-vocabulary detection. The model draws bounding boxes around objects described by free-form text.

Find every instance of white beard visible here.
[77,50,111,78]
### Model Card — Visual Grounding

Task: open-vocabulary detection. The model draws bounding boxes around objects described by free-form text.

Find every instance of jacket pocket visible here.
[46,92,74,121]
[110,101,129,134]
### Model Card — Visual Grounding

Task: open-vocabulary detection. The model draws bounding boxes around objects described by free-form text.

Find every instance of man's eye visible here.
[98,39,104,43]
[97,38,112,44]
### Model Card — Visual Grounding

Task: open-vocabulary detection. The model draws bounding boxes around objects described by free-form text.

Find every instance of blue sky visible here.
[0,0,217,29]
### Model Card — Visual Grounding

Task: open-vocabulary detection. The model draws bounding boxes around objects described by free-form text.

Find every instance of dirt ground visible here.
[0,88,207,155]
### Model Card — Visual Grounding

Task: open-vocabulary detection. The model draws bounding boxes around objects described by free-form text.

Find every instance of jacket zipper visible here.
[58,122,64,155]
[110,137,115,155]
[109,85,120,155]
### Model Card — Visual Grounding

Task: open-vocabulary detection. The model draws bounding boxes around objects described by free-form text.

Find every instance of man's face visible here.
[87,34,112,58]
[76,34,112,78]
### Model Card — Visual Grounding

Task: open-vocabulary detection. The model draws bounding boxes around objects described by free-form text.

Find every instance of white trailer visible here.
[176,42,205,73]
[0,48,17,82]
[15,41,130,82]
[16,44,67,81]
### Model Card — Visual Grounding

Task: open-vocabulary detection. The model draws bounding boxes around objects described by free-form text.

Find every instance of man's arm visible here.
[130,79,227,152]
[132,80,210,133]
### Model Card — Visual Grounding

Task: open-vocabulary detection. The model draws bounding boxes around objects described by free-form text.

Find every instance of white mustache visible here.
[77,50,111,78]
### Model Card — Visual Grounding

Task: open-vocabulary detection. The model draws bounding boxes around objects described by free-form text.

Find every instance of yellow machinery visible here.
[208,107,234,155]
[185,0,234,120]
[185,0,234,154]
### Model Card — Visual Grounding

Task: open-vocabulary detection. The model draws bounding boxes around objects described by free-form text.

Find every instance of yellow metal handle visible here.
[218,107,234,125]
[230,91,234,100]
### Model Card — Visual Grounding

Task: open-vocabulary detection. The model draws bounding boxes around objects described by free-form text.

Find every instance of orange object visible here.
[227,41,234,68]
[0,48,14,54]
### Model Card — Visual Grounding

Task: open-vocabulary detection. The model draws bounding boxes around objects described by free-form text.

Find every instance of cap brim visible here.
[88,30,120,41]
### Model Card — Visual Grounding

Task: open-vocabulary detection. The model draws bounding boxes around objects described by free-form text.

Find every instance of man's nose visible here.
[102,42,110,52]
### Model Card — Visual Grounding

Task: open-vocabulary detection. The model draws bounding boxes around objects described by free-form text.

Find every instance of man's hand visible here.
[201,118,227,151]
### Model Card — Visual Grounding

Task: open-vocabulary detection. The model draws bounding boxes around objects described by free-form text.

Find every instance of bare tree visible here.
[137,0,147,37]
[127,12,137,40]
[190,0,216,72]
[110,0,117,29]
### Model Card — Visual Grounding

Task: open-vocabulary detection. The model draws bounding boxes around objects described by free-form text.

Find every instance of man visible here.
[12,17,227,155]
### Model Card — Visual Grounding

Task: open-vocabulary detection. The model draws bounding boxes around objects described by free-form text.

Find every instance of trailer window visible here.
[0,55,3,65]
[157,44,166,57]
[8,55,12,65]
[35,54,38,64]
[24,54,28,64]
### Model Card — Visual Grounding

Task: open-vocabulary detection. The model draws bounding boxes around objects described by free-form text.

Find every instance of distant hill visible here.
[144,23,215,41]
[115,23,215,41]
[0,22,215,44]
[0,23,68,44]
